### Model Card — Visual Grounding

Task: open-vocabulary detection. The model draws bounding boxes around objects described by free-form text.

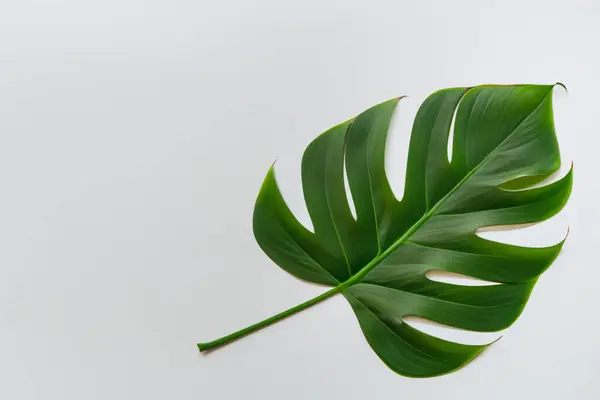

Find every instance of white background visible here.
[0,0,596,399]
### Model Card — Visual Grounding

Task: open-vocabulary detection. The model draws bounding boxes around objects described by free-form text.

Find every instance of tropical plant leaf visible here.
[198,84,572,378]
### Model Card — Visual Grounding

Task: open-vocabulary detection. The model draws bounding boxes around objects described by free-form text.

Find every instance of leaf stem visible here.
[197,286,341,352]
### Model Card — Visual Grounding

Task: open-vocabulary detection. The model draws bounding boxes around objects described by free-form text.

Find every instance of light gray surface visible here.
[0,0,595,398]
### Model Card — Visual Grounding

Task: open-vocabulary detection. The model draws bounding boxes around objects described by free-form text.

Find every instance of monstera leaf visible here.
[198,84,572,377]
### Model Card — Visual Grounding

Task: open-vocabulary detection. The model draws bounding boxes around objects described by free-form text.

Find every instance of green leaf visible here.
[198,84,572,378]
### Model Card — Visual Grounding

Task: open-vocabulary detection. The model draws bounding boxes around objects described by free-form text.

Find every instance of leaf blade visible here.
[214,83,573,378]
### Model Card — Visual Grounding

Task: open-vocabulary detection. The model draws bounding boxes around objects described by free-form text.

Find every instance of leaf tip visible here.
[555,82,568,93]
[490,335,503,345]
[267,160,278,173]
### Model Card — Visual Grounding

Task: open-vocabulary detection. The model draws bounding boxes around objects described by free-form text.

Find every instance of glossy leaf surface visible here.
[203,84,572,378]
